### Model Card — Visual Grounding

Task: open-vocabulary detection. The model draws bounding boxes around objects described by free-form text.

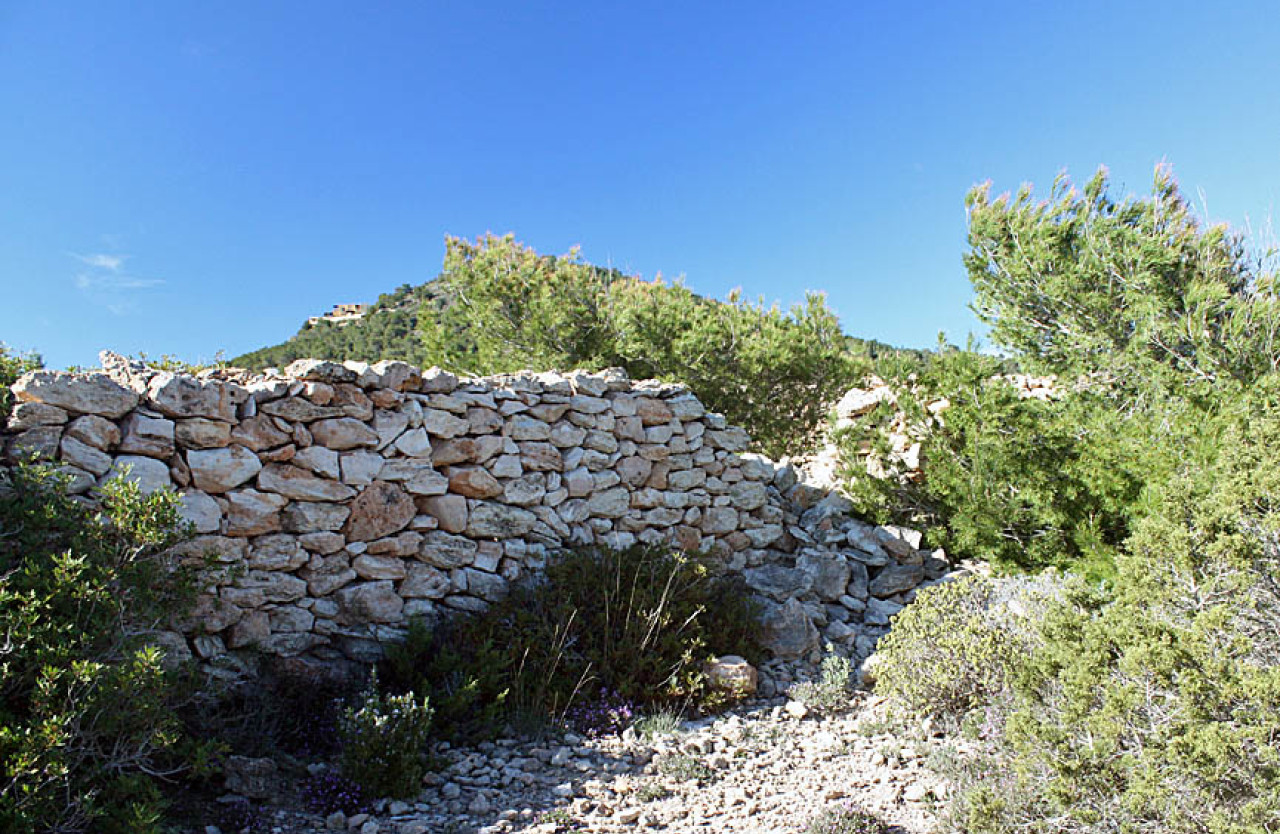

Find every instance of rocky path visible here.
[211,691,959,834]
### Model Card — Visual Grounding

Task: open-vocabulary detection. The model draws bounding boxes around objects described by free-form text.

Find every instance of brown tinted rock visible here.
[6,401,68,431]
[248,535,308,571]
[704,655,758,697]
[352,554,407,580]
[226,489,288,536]
[309,417,378,450]
[517,442,562,472]
[345,481,415,541]
[417,530,478,568]
[64,414,120,449]
[148,373,243,420]
[60,435,112,475]
[259,397,344,423]
[448,467,503,499]
[431,437,477,466]
[419,494,468,533]
[189,445,262,493]
[230,415,291,451]
[465,503,537,539]
[336,581,403,624]
[282,501,350,532]
[399,563,449,598]
[176,418,231,449]
[635,397,673,426]
[14,370,138,417]
[258,464,356,501]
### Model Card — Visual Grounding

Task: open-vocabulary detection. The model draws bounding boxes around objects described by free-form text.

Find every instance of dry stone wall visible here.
[2,353,955,678]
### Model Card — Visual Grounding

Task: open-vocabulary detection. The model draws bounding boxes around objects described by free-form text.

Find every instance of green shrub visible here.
[805,801,890,834]
[873,574,1060,724]
[337,673,433,800]
[789,645,855,715]
[0,343,42,420]
[381,544,761,739]
[0,464,198,833]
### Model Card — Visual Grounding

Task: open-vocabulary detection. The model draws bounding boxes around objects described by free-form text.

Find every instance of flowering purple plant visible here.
[300,770,370,817]
[213,797,270,834]
[563,689,637,738]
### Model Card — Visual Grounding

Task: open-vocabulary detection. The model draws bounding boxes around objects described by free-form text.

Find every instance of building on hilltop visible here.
[307,303,370,327]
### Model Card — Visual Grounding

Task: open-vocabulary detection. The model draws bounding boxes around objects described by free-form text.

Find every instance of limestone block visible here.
[344,481,415,541]
[14,370,138,417]
[309,418,378,450]
[176,418,231,449]
[258,464,356,502]
[104,454,172,495]
[189,445,262,493]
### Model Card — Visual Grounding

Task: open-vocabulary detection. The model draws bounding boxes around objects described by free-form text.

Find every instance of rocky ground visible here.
[196,669,965,834]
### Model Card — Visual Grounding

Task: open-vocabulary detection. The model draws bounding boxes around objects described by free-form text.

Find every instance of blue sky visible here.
[3,2,1279,369]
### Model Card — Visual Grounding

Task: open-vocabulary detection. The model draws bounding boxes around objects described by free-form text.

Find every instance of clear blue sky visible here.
[3,2,1279,369]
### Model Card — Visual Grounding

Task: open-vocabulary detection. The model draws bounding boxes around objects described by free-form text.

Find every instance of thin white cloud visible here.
[70,249,163,314]
[75,273,164,291]
[72,252,128,271]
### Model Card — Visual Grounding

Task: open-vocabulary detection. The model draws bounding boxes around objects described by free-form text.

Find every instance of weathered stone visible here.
[285,358,358,383]
[372,408,410,449]
[165,535,246,566]
[336,581,403,624]
[418,530,478,568]
[344,481,415,541]
[248,534,308,571]
[339,451,384,485]
[230,415,291,450]
[518,442,563,472]
[421,367,458,393]
[728,481,769,511]
[421,408,469,438]
[706,426,750,452]
[759,598,820,658]
[353,554,408,580]
[489,453,522,478]
[634,397,673,426]
[104,455,172,495]
[462,568,508,602]
[864,596,904,626]
[298,531,346,554]
[371,360,420,392]
[226,489,288,536]
[309,418,378,450]
[419,494,468,533]
[392,427,431,457]
[175,417,231,449]
[798,552,852,601]
[846,560,870,600]
[189,594,243,633]
[586,487,630,518]
[304,567,357,597]
[189,445,263,493]
[6,401,68,431]
[744,565,812,601]
[502,474,546,507]
[666,394,706,420]
[117,413,176,458]
[668,469,707,490]
[868,563,924,598]
[14,370,138,417]
[56,465,95,494]
[448,467,503,499]
[259,397,344,423]
[60,435,112,475]
[148,373,242,420]
[399,562,449,598]
[227,610,270,648]
[258,464,356,501]
[836,385,892,420]
[700,506,738,535]
[5,426,61,461]
[268,606,315,633]
[292,445,340,479]
[236,570,308,603]
[616,456,652,487]
[179,490,222,533]
[704,655,757,696]
[465,503,537,539]
[64,414,120,449]
[283,501,350,532]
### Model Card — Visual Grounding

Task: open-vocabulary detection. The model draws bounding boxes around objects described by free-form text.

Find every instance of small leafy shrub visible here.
[633,708,683,740]
[0,342,41,419]
[872,574,1059,724]
[212,797,270,834]
[381,544,761,739]
[337,674,433,799]
[564,689,636,738]
[0,464,198,833]
[789,645,855,715]
[656,753,715,783]
[299,770,369,817]
[804,801,890,834]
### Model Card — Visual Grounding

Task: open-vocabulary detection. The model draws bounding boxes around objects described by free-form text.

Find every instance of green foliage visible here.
[873,574,1059,724]
[0,343,42,420]
[805,802,891,834]
[419,234,857,457]
[0,464,197,833]
[381,544,761,739]
[788,645,855,715]
[839,346,1140,574]
[337,673,433,800]
[233,282,445,371]
[655,752,715,783]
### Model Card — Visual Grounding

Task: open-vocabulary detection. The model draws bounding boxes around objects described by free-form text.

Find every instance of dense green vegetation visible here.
[0,465,202,833]
[235,234,917,457]
[381,544,761,741]
[0,344,42,419]
[872,166,1280,833]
